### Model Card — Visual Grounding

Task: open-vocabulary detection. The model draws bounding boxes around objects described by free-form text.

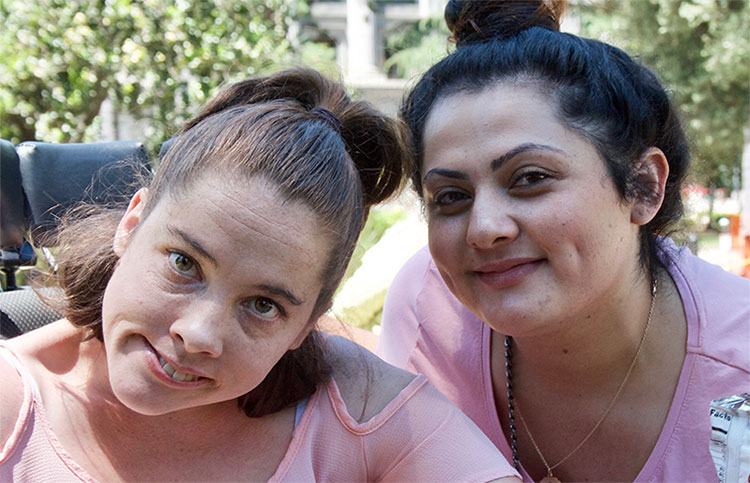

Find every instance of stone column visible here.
[346,0,383,80]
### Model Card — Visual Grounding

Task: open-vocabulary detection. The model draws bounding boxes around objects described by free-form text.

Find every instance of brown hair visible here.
[51,67,410,417]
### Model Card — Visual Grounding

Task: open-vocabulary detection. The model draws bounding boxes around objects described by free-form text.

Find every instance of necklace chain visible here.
[505,279,658,480]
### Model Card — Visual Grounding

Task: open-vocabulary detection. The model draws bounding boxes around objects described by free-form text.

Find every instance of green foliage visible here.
[337,289,386,330]
[296,39,339,79]
[0,0,334,151]
[334,205,406,330]
[384,17,452,79]
[339,206,406,286]
[577,0,749,190]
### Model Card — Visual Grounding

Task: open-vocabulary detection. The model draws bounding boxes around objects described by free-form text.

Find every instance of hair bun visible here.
[446,0,566,47]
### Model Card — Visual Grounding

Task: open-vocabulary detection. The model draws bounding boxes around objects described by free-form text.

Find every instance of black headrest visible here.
[0,139,28,249]
[16,140,152,241]
[158,137,175,159]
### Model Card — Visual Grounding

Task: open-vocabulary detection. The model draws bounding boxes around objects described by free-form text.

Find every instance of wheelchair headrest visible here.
[16,140,152,242]
[157,137,175,159]
[0,139,27,249]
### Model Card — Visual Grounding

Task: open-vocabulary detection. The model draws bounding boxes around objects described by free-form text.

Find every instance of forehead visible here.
[145,175,331,289]
[425,83,558,143]
[422,83,594,172]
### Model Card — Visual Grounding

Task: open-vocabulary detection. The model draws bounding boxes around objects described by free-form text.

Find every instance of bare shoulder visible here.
[325,335,417,423]
[0,320,89,448]
[0,341,26,447]
[9,319,86,368]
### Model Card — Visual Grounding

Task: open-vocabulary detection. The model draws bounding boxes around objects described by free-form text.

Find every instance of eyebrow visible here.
[490,143,565,171]
[167,226,217,267]
[422,168,469,182]
[423,142,566,184]
[256,284,304,306]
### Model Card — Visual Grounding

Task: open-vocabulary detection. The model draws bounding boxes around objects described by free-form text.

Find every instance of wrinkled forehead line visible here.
[190,171,314,210]
[139,168,339,262]
[140,169,300,223]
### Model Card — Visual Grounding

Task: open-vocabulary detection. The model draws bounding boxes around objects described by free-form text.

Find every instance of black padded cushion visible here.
[0,139,28,249]
[0,288,63,339]
[158,137,175,159]
[16,140,151,241]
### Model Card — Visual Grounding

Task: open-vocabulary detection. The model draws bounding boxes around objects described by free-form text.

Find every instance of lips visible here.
[473,257,543,288]
[144,339,209,385]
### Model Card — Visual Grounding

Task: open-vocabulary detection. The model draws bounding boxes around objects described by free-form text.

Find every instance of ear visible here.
[113,188,149,257]
[630,147,669,226]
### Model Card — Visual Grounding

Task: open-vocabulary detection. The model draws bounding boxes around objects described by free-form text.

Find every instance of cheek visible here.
[536,196,633,273]
[427,217,463,263]
[101,258,173,337]
[427,219,470,300]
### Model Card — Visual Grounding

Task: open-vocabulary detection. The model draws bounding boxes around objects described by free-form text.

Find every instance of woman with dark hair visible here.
[377,1,750,481]
[0,68,520,482]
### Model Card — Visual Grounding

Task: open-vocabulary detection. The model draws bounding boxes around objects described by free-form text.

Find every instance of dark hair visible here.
[402,0,690,273]
[53,67,409,417]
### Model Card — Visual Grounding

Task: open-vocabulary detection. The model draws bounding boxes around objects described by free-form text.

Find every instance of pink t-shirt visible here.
[0,343,519,482]
[377,239,750,482]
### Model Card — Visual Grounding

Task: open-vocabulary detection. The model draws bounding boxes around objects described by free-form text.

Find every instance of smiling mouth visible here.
[473,259,543,288]
[157,354,201,382]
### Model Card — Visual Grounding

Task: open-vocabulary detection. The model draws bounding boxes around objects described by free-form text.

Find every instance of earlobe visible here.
[631,147,669,226]
[113,188,149,257]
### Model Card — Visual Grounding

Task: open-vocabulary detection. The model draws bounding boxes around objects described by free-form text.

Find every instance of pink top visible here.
[0,343,519,482]
[377,239,750,482]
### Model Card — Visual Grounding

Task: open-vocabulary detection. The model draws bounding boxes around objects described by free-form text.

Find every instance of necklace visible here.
[504,279,658,482]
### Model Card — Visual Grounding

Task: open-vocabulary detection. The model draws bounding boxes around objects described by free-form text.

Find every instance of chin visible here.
[477,301,544,335]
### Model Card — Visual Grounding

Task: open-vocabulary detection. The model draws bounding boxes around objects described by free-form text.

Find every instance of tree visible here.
[383,17,452,80]
[381,1,748,191]
[0,0,325,151]
[577,0,749,191]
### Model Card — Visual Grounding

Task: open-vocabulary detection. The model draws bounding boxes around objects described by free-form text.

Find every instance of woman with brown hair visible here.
[0,67,520,482]
[377,1,750,481]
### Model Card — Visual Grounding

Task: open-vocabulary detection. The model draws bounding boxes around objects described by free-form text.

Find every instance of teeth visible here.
[158,355,200,382]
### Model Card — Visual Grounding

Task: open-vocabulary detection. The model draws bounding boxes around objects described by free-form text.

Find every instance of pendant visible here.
[540,475,561,483]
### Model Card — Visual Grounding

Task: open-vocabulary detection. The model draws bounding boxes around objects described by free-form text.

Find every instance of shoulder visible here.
[386,244,447,297]
[327,336,520,481]
[0,342,29,449]
[378,245,486,374]
[324,337,520,482]
[665,241,750,298]
[378,245,475,364]
[0,321,92,454]
[384,244,474,321]
[326,335,417,423]
[1,320,89,400]
[660,239,750,370]
[381,246,433,313]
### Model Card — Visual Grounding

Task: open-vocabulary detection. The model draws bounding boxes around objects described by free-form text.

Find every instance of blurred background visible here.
[1,0,748,332]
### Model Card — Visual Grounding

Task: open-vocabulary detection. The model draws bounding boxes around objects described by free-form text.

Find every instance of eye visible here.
[510,169,551,189]
[429,189,471,214]
[435,190,468,205]
[246,297,283,320]
[167,252,199,278]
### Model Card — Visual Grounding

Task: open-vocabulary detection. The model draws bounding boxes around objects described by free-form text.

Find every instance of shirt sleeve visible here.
[376,246,431,370]
[363,381,520,482]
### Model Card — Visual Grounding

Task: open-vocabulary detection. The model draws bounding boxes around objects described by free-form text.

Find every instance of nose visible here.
[465,190,519,249]
[169,297,226,358]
